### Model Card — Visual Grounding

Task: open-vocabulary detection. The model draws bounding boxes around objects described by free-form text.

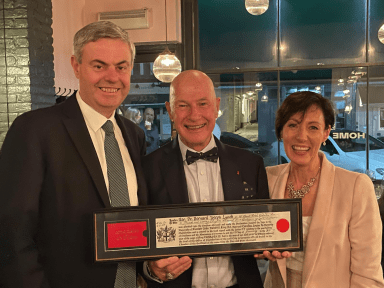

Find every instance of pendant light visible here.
[261,95,268,102]
[245,0,269,16]
[153,0,182,83]
[379,24,384,44]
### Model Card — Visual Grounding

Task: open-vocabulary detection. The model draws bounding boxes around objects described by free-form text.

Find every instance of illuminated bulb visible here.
[348,75,358,83]
[246,91,254,96]
[337,78,344,86]
[354,67,366,77]
[379,24,384,44]
[255,82,263,91]
[153,47,182,83]
[315,86,321,91]
[345,104,352,113]
[261,95,268,102]
[245,0,269,15]
[218,110,223,117]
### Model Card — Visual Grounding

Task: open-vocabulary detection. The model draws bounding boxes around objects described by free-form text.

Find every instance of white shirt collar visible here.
[76,92,117,132]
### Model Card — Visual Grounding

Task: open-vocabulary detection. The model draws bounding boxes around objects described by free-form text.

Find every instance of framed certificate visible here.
[94,198,302,262]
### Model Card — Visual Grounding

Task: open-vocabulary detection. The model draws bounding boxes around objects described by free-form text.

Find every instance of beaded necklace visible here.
[287,166,321,198]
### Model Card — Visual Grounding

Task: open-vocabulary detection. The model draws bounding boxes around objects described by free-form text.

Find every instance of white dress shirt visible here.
[76,93,138,206]
[178,135,237,288]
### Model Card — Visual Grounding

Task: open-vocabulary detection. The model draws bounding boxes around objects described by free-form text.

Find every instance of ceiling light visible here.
[245,0,269,15]
[153,0,182,83]
[261,95,268,102]
[255,82,263,91]
[379,24,384,44]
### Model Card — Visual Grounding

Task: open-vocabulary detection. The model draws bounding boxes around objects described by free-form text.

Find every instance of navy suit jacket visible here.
[0,94,147,288]
[141,137,269,288]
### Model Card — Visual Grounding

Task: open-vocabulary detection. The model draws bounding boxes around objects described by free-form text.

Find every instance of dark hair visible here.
[275,91,335,140]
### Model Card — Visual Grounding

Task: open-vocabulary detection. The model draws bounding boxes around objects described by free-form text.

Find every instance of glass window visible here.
[280,0,366,66]
[198,0,278,71]
[369,0,384,63]
[204,72,278,166]
[367,66,384,180]
[119,62,172,155]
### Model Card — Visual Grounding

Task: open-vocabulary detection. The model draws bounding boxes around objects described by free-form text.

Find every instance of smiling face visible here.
[166,70,220,152]
[71,38,132,118]
[281,104,331,168]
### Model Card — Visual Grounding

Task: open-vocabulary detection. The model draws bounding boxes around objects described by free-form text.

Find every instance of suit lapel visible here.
[302,153,335,287]
[162,138,190,204]
[61,95,110,207]
[270,164,290,199]
[215,139,244,201]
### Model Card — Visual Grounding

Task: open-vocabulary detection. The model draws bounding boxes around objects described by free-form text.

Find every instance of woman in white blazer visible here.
[263,91,384,288]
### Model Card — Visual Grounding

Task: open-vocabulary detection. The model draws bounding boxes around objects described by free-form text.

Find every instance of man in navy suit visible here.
[142,70,272,288]
[0,21,147,287]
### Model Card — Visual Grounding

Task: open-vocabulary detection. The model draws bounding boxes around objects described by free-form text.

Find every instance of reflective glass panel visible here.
[280,0,366,66]
[369,0,384,63]
[367,66,384,183]
[120,63,171,155]
[208,72,278,167]
[198,0,278,71]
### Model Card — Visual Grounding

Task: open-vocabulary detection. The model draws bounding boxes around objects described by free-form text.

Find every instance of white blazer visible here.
[264,152,384,288]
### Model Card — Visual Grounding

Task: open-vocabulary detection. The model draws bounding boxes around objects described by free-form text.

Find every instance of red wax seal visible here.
[276,219,289,233]
[107,221,148,249]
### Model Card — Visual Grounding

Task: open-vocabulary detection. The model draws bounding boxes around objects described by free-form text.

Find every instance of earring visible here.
[323,141,326,146]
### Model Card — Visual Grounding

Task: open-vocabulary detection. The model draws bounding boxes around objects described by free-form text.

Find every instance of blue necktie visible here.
[102,120,136,288]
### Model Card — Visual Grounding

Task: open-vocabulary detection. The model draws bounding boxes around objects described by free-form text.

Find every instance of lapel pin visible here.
[237,171,240,175]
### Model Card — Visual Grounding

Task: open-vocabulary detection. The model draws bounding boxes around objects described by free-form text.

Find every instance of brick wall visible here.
[0,0,55,146]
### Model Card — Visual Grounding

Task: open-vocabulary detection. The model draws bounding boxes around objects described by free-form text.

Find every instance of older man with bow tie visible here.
[141,70,289,288]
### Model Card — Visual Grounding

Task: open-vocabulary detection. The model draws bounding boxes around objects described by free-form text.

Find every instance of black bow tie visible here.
[186,147,219,165]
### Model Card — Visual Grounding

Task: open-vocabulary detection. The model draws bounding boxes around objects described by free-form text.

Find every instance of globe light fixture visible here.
[261,95,268,102]
[245,0,269,16]
[255,82,263,91]
[379,24,384,44]
[153,0,182,83]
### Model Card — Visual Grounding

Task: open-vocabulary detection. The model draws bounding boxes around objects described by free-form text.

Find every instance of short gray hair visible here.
[73,21,136,65]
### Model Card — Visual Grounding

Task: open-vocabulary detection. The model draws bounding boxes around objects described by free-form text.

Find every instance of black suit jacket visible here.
[141,137,269,288]
[0,94,147,288]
